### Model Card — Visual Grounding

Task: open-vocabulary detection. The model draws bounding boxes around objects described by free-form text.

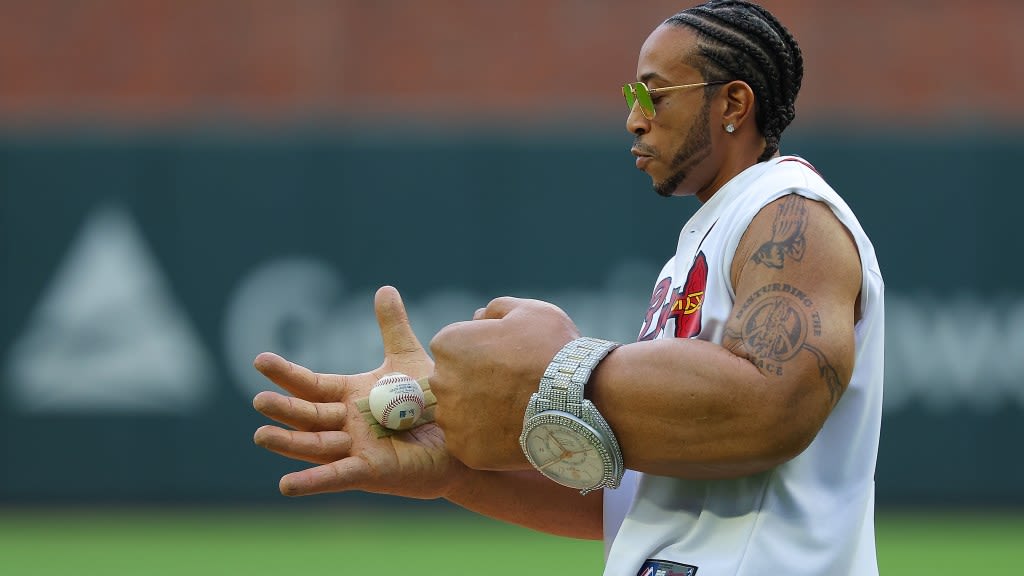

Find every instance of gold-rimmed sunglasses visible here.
[623,80,729,120]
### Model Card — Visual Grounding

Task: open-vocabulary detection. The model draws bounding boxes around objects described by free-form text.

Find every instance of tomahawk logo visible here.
[669,252,708,338]
[637,252,708,341]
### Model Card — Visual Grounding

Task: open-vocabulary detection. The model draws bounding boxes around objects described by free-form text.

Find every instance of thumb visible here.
[478,296,525,320]
[374,285,425,357]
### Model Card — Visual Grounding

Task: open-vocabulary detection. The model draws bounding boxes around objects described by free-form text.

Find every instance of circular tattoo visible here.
[742,295,808,361]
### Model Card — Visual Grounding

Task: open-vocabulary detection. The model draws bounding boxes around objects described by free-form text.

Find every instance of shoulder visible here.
[733,192,860,287]
[756,156,828,193]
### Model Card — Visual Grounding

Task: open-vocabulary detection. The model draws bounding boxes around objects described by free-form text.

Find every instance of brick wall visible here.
[0,0,1020,128]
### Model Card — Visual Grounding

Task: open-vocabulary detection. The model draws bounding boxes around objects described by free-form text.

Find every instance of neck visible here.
[695,141,766,203]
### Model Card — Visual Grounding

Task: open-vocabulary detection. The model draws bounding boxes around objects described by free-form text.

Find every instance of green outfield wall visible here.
[1,129,1021,506]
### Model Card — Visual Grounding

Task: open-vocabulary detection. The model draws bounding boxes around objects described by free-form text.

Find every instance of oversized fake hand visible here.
[429,296,580,471]
[252,286,465,498]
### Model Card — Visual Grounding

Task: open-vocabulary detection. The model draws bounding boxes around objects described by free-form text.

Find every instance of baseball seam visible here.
[380,394,426,427]
[376,374,409,387]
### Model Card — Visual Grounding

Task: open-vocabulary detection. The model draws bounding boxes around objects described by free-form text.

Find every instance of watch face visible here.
[521,414,607,491]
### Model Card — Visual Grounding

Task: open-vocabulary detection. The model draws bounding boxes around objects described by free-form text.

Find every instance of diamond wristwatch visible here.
[519,337,625,495]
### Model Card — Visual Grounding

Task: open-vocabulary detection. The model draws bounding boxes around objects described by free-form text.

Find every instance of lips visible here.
[631,147,653,170]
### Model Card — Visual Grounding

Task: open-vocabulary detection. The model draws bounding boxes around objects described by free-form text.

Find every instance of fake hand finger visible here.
[278,458,377,497]
[252,391,346,432]
[375,286,428,360]
[253,352,348,403]
[253,425,353,465]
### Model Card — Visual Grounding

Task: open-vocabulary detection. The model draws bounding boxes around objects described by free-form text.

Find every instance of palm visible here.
[331,364,460,500]
[252,286,466,499]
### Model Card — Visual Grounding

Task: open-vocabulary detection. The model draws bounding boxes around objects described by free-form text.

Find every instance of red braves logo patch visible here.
[669,252,707,338]
[637,252,708,341]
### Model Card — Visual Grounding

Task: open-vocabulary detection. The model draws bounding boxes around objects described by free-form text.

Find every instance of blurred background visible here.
[1,0,1022,574]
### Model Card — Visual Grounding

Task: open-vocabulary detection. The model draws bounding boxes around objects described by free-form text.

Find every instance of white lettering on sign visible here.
[223,259,1024,414]
[883,294,1024,412]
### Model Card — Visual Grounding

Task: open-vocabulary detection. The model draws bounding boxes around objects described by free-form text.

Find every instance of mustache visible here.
[632,139,657,157]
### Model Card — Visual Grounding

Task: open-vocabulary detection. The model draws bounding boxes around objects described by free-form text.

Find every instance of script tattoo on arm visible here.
[752,195,808,269]
[725,283,845,406]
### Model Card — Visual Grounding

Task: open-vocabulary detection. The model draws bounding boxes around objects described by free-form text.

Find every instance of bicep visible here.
[724,194,861,434]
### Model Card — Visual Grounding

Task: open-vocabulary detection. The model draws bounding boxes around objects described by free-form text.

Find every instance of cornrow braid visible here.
[665,0,803,162]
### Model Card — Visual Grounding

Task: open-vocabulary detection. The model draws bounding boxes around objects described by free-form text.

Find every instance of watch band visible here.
[533,337,621,416]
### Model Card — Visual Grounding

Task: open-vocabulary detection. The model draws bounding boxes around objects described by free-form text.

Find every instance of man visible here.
[252,1,884,574]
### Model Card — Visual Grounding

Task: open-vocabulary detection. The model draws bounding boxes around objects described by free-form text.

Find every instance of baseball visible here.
[369,372,426,431]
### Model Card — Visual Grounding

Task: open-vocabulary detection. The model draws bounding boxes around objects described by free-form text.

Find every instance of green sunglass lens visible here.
[623,83,654,118]
[623,85,636,110]
[634,84,654,118]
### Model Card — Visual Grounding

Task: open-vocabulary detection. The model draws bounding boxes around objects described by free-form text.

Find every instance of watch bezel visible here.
[521,410,618,494]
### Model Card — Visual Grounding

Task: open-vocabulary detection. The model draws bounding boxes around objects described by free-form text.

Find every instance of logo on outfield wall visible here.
[222,259,1024,414]
[2,204,214,413]
[3,206,1023,414]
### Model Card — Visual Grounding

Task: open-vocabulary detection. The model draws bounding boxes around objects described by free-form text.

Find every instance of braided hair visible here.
[665,0,803,162]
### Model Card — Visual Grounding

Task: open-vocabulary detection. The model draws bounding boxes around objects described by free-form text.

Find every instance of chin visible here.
[654,176,689,198]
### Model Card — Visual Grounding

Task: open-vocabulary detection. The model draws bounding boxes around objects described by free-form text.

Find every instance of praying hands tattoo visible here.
[753,195,807,269]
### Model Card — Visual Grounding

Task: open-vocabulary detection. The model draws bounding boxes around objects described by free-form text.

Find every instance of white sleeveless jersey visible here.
[603,156,884,575]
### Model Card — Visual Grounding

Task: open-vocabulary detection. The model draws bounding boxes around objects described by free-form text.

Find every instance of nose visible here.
[626,102,650,136]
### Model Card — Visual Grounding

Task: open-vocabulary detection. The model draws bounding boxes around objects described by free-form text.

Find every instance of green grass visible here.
[0,507,1020,575]
[876,512,1024,573]
[0,506,603,576]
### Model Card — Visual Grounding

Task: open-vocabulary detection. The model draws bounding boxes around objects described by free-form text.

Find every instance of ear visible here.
[720,80,756,132]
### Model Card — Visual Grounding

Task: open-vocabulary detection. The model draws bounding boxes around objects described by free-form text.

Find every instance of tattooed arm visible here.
[587,193,862,479]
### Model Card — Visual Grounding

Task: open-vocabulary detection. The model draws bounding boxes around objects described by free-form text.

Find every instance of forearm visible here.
[443,467,603,540]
